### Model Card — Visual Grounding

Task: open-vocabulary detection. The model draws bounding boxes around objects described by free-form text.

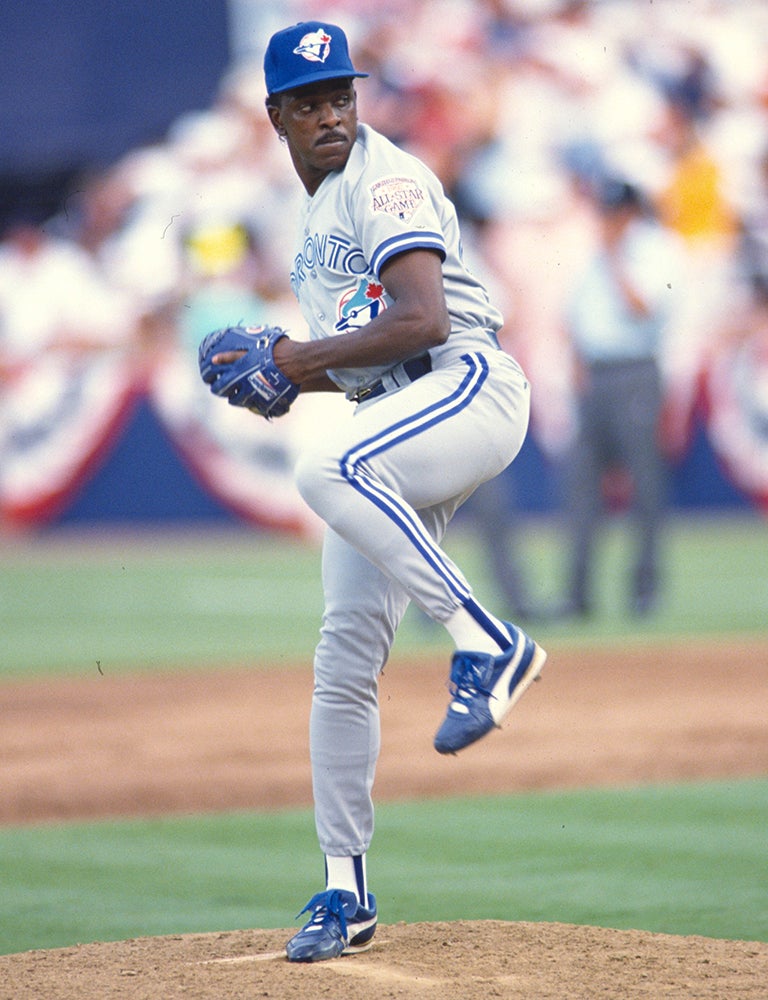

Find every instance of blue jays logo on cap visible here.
[294,27,332,64]
[264,21,369,96]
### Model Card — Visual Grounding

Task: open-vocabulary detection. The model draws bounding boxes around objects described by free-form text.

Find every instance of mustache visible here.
[316,130,347,145]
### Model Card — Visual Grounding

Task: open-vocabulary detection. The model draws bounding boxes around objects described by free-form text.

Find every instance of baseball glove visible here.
[198,324,299,420]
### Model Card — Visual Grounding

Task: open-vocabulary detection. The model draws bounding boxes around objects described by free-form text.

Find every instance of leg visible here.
[310,526,412,857]
[560,387,604,615]
[312,498,458,854]
[289,510,451,963]
[461,472,535,619]
[613,363,667,612]
[297,354,545,757]
[295,354,529,645]
[287,356,546,961]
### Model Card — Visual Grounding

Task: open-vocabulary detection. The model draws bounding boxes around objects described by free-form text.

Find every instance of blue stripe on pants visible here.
[339,353,489,608]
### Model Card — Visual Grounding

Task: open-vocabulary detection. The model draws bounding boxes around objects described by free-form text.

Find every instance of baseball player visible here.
[201,21,546,962]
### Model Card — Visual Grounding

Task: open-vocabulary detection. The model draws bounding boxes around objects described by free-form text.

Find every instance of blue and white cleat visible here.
[285,889,377,963]
[434,624,546,755]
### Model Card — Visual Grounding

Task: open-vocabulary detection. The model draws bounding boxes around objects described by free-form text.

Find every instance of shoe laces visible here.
[296,889,349,938]
[449,653,493,703]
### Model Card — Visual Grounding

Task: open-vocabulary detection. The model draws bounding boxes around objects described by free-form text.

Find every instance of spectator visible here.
[652,97,741,456]
[0,222,134,379]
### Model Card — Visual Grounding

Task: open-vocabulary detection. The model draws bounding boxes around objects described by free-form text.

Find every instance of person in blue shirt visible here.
[556,177,683,618]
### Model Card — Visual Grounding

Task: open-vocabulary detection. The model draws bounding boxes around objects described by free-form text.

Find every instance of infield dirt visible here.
[1,636,767,998]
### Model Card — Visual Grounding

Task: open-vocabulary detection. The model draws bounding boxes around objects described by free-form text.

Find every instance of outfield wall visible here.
[51,396,751,529]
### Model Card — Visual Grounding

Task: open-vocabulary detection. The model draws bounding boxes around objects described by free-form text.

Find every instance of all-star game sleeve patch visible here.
[369,176,426,223]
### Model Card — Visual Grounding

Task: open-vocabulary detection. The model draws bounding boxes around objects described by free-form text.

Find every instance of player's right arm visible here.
[271,248,449,387]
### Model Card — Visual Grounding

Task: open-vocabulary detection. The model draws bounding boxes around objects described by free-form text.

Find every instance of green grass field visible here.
[1,512,767,677]
[1,781,765,955]
[0,514,766,956]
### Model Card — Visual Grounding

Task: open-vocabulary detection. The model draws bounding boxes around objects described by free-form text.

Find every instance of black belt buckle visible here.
[350,353,431,403]
[351,382,383,403]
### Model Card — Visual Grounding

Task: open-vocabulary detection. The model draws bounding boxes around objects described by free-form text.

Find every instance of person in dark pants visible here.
[557,178,684,617]
[460,470,540,622]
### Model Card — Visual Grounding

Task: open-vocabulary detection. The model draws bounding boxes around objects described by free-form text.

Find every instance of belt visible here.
[349,353,432,403]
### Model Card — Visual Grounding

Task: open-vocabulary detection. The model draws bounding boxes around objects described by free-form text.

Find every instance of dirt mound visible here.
[3,921,766,999]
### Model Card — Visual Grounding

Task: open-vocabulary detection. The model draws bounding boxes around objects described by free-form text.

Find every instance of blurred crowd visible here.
[2,0,768,489]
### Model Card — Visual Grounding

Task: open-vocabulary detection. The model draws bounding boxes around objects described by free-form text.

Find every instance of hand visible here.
[212,349,247,365]
[214,335,292,371]
[198,325,299,418]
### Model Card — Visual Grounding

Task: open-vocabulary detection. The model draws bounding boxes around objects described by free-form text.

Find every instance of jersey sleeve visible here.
[352,133,448,278]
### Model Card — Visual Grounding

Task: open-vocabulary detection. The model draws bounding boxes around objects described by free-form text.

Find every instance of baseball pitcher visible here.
[199,20,546,963]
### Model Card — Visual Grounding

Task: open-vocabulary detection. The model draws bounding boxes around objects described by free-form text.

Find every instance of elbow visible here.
[422,304,451,347]
[394,301,450,350]
[433,310,451,345]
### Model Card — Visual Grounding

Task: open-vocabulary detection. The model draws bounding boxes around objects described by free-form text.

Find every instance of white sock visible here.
[444,606,512,654]
[325,854,367,904]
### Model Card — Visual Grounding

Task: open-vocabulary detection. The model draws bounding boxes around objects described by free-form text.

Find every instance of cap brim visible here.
[270,69,369,95]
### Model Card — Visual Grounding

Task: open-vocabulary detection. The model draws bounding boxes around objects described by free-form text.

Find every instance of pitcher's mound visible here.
[3,920,766,1000]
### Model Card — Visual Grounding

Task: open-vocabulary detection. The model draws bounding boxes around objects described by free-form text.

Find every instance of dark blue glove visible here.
[199,325,299,419]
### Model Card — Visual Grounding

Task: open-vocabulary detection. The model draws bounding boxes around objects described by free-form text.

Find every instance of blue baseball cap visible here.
[264,22,369,96]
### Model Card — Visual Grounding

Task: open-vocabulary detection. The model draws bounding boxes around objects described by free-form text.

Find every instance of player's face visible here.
[270,80,358,195]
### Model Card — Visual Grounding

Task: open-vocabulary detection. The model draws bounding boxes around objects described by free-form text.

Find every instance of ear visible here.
[267,103,286,138]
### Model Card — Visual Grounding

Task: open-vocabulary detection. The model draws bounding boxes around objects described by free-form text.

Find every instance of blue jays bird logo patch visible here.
[294,28,332,63]
[335,278,388,332]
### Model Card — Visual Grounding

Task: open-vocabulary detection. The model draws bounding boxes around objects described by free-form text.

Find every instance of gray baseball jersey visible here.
[289,123,504,395]
[287,122,532,857]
